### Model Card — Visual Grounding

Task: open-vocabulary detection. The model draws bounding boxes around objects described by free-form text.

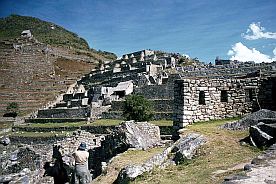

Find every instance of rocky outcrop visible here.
[222,109,276,130]
[248,121,276,148]
[223,143,276,184]
[173,133,206,163]
[116,121,161,150]
[0,137,10,146]
[116,133,206,183]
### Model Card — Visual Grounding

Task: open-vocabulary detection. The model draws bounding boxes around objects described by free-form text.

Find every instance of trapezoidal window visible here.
[221,90,228,102]
[245,89,254,102]
[199,91,205,105]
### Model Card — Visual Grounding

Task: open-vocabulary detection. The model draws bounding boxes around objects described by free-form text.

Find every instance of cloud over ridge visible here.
[242,22,276,40]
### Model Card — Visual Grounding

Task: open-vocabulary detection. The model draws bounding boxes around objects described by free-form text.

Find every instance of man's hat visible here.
[79,142,87,150]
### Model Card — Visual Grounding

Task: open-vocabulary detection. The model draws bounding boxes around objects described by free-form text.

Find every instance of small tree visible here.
[123,95,153,121]
[3,102,19,117]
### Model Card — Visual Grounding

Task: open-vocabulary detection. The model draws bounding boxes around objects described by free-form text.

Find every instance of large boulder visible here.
[173,133,206,164]
[249,122,276,148]
[116,121,161,150]
[0,136,10,146]
[222,109,276,130]
[116,165,145,183]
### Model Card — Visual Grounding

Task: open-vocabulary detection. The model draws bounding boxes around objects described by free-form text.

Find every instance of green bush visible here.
[123,95,153,121]
[3,102,19,117]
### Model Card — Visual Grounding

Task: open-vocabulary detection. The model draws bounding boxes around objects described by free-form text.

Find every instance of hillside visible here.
[0,14,116,60]
[0,15,117,117]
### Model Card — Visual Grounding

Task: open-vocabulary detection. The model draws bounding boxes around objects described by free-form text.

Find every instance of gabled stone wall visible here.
[173,77,276,128]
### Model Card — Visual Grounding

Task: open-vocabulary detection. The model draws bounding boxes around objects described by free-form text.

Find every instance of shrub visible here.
[3,102,19,117]
[123,95,153,121]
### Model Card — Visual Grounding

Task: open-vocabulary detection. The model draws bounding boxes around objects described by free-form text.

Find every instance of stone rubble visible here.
[116,133,206,183]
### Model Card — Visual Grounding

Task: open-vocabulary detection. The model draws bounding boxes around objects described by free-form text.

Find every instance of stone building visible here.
[173,75,276,128]
[21,30,33,39]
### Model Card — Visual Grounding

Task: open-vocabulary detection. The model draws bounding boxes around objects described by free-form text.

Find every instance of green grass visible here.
[131,118,261,184]
[14,121,88,128]
[93,147,165,184]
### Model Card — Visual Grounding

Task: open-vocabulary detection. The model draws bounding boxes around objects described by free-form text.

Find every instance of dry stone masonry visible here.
[173,76,276,128]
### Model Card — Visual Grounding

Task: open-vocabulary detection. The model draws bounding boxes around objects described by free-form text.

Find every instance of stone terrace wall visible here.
[37,107,91,118]
[110,99,173,112]
[134,84,173,99]
[173,78,263,127]
[80,67,147,88]
[101,111,172,120]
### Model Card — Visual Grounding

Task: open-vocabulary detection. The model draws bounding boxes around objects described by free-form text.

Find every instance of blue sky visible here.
[0,0,276,63]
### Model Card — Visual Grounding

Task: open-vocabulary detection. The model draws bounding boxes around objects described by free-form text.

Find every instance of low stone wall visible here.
[111,99,173,112]
[25,118,87,123]
[9,135,67,144]
[102,111,173,120]
[37,107,91,118]
[12,126,79,132]
[0,117,25,125]
[81,125,116,134]
[101,111,123,119]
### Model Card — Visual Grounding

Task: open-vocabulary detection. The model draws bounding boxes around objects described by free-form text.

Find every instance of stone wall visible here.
[110,99,173,112]
[179,62,276,79]
[134,84,173,99]
[37,107,91,118]
[134,74,180,99]
[173,78,262,127]
[101,111,172,120]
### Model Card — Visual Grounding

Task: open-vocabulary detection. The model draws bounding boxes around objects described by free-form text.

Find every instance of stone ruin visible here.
[173,71,276,129]
[37,84,92,119]
[30,47,276,127]
[0,121,164,183]
[33,49,180,121]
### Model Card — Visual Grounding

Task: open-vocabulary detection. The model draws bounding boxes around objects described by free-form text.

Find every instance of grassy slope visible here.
[133,119,261,184]
[0,14,117,59]
[0,14,89,50]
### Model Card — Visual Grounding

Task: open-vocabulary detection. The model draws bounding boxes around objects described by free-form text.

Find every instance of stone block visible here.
[197,87,208,91]
[184,111,193,116]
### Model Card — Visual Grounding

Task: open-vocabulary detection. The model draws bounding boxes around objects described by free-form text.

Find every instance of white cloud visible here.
[227,42,276,63]
[242,22,276,40]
